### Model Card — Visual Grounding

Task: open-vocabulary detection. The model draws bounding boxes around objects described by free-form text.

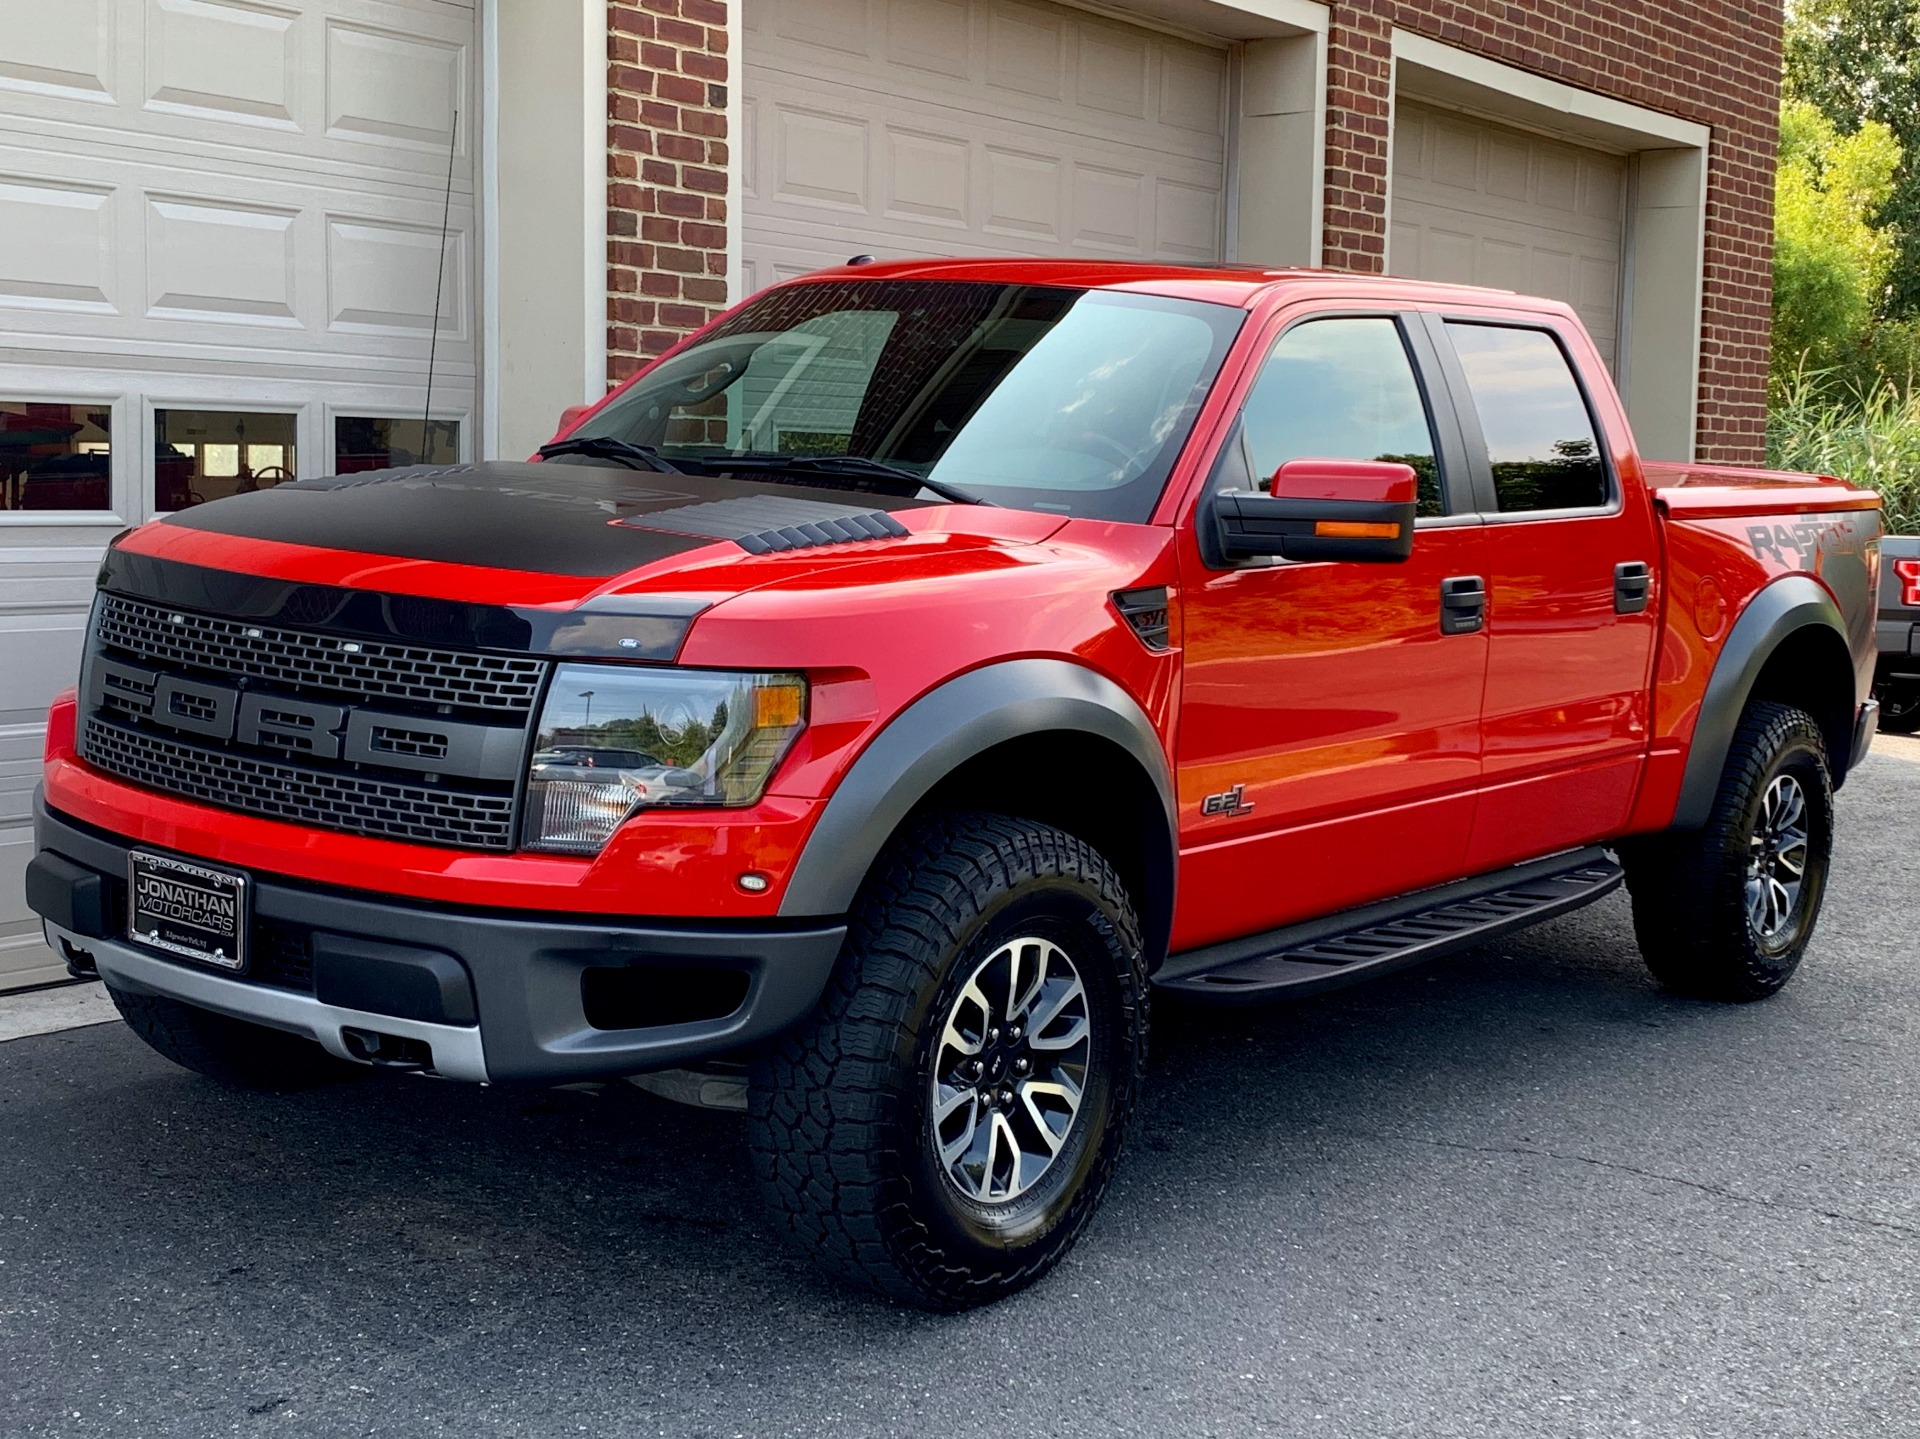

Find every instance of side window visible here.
[1239,317,1443,517]
[1444,323,1608,513]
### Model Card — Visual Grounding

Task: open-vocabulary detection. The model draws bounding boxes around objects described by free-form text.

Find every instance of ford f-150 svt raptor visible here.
[28,260,1883,1309]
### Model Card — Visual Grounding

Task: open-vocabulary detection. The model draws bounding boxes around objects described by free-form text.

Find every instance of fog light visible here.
[737,872,770,893]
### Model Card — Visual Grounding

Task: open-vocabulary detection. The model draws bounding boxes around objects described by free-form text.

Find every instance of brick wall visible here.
[606,0,1780,461]
[606,0,731,386]
[1322,0,1782,462]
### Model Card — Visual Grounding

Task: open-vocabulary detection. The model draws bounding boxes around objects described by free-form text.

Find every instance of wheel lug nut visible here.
[1014,1058,1030,1074]
[988,1027,1001,1044]
[1009,1025,1023,1041]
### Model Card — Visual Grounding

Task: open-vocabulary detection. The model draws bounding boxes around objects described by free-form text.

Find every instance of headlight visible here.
[522,664,806,854]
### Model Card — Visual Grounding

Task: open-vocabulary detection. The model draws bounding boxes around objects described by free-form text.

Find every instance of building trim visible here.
[1077,0,1327,39]
[725,0,745,304]
[1390,31,1710,152]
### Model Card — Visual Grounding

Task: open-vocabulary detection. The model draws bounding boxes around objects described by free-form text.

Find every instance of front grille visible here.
[79,589,543,852]
[97,594,546,716]
[83,716,518,850]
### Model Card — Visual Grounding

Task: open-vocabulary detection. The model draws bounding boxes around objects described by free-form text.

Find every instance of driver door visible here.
[1172,312,1490,952]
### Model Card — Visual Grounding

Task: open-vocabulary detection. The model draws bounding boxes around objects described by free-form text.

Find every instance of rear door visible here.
[1172,309,1490,952]
[1418,314,1660,870]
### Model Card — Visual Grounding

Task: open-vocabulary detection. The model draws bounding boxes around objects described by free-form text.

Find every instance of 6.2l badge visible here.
[1201,784,1254,818]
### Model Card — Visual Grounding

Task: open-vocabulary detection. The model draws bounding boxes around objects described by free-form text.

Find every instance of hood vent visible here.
[622,496,909,554]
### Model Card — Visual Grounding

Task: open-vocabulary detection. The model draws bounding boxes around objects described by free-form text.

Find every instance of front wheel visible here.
[748,813,1148,1310]
[1622,701,1835,1001]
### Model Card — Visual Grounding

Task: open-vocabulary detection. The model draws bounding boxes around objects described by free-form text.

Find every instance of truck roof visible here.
[784,256,1528,311]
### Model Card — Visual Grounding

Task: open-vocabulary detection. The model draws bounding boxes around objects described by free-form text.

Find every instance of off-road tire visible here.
[748,813,1149,1310]
[107,986,365,1090]
[1622,701,1834,1001]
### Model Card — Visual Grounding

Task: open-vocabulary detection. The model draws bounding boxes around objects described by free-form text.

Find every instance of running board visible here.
[1156,847,1623,1003]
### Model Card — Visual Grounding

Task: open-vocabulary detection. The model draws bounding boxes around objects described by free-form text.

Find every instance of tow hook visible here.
[341,1027,435,1072]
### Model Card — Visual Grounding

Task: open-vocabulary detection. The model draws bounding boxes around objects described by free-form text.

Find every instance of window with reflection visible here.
[1445,323,1608,513]
[153,410,297,510]
[335,417,460,474]
[1238,318,1444,516]
[1,402,111,512]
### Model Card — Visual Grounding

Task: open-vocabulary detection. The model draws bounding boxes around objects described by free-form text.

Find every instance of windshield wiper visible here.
[715,453,994,506]
[538,436,684,474]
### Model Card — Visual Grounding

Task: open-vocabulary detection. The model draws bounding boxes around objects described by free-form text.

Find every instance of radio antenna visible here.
[422,106,459,461]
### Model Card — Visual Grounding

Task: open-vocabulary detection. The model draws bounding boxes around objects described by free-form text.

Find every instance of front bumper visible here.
[30,796,845,1083]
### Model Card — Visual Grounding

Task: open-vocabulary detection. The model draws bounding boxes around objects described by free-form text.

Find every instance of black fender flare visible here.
[1673,574,1850,827]
[777,658,1177,959]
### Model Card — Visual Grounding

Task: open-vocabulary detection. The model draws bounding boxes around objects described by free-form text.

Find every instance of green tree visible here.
[1784,0,1920,319]
[1771,99,1902,387]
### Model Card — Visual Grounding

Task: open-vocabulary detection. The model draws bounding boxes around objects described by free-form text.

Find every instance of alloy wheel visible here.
[1746,773,1810,945]
[929,936,1092,1204]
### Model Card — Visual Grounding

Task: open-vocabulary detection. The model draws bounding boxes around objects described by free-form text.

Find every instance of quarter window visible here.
[1239,318,1444,516]
[1444,323,1608,513]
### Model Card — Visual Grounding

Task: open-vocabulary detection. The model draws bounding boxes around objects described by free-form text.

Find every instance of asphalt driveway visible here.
[3,745,1918,1438]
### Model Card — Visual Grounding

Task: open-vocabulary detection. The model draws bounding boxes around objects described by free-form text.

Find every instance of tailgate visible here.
[1881,534,1920,665]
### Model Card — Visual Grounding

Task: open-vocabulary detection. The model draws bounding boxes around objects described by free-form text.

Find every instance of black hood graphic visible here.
[159,460,931,578]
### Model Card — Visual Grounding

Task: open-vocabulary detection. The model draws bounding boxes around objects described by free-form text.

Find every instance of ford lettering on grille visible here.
[76,595,542,851]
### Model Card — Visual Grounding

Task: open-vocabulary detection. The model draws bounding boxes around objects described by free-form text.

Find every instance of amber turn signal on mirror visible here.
[1314,520,1404,540]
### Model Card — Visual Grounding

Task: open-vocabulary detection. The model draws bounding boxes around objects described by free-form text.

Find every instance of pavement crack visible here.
[1345,1129,1920,1242]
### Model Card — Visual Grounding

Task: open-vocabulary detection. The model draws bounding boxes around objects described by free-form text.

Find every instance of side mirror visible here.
[555,404,591,437]
[1209,458,1419,563]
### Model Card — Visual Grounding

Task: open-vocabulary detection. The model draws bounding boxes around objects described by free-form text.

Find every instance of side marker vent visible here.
[1112,587,1172,651]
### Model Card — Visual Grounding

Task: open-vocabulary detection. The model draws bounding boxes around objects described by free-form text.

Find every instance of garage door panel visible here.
[772,105,870,211]
[1074,163,1145,250]
[322,16,466,153]
[887,0,972,79]
[1078,28,1150,118]
[1391,100,1624,369]
[985,146,1064,243]
[0,175,117,313]
[0,0,118,106]
[0,0,473,191]
[146,193,299,323]
[884,129,970,228]
[145,0,301,130]
[748,0,1226,278]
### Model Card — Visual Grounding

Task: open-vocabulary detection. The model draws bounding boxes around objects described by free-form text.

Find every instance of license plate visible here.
[127,851,248,972]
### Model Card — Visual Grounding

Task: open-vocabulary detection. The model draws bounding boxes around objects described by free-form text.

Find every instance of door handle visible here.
[1614,561,1652,614]
[1440,575,1486,635]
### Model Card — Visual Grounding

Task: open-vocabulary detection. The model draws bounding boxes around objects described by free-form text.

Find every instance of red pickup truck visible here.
[28,261,1881,1309]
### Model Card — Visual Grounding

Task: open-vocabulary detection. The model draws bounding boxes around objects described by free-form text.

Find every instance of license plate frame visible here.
[127,851,248,973]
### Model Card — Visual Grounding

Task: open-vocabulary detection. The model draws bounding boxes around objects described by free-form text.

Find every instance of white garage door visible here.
[742,0,1230,292]
[1389,101,1626,368]
[0,0,476,989]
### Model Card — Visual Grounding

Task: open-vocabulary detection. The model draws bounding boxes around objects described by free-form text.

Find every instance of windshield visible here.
[567,279,1244,521]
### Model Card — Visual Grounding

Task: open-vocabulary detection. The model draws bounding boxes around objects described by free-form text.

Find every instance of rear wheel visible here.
[1622,701,1834,1001]
[108,986,365,1090]
[748,813,1148,1310]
